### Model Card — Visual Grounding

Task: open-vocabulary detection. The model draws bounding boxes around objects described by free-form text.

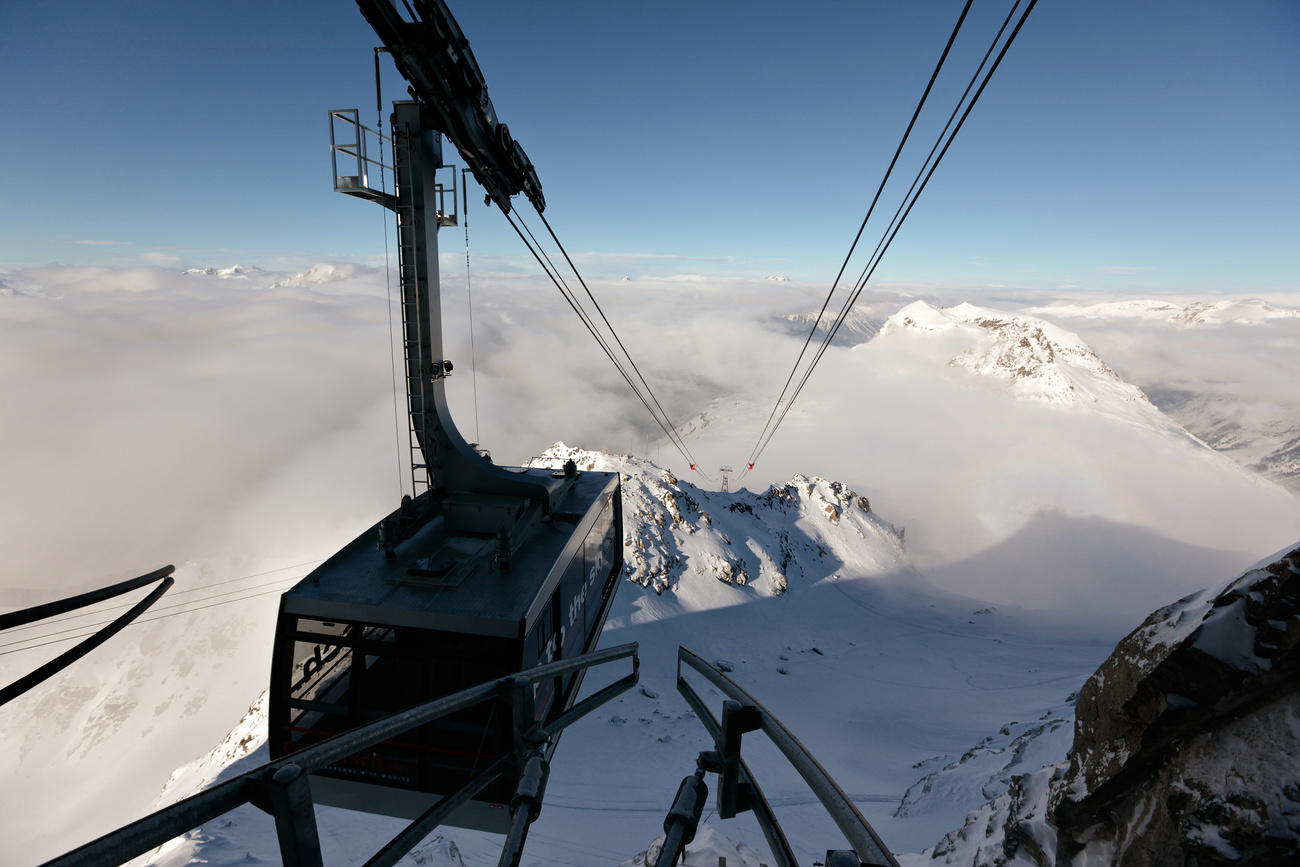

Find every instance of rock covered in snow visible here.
[912,544,1300,866]
[529,443,905,596]
[181,264,261,280]
[620,823,769,866]
[879,301,1150,408]
[268,262,360,289]
[776,308,885,346]
[1047,544,1300,864]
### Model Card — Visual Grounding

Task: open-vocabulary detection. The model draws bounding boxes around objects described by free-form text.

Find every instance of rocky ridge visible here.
[529,443,906,596]
[879,301,1151,409]
[776,308,885,346]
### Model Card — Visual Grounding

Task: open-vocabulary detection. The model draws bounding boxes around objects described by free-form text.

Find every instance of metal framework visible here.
[42,643,639,867]
[328,109,397,211]
[376,98,565,521]
[662,647,900,867]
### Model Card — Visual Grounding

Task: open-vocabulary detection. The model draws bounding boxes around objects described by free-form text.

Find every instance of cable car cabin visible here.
[269,469,622,832]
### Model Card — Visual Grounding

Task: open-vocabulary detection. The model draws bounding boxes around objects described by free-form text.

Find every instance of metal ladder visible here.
[392,125,431,498]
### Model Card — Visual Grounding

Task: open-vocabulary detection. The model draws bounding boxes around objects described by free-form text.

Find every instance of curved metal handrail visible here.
[0,564,174,631]
[0,566,175,707]
[677,645,899,867]
[44,641,640,867]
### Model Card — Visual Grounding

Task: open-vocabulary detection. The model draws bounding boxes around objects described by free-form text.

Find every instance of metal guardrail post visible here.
[654,771,708,867]
[498,752,549,867]
[504,674,540,755]
[675,664,796,867]
[676,646,898,867]
[714,701,760,819]
[265,763,323,867]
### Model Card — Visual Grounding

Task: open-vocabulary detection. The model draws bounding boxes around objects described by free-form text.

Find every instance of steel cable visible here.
[534,209,705,474]
[745,0,976,469]
[747,0,1038,468]
[501,207,709,478]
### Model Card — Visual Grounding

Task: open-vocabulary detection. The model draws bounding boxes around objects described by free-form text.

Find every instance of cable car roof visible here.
[281,471,618,638]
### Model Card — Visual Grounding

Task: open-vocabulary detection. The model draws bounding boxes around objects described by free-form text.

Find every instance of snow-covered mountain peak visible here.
[269,262,359,289]
[879,300,1149,409]
[529,443,909,598]
[181,264,262,280]
[776,307,885,346]
[879,299,958,334]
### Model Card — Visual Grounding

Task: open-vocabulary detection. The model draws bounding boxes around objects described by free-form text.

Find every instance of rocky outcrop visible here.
[878,300,1151,409]
[1049,545,1300,864]
[528,444,906,597]
[918,545,1300,865]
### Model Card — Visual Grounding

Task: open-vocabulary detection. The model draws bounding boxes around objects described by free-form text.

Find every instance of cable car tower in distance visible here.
[268,0,624,833]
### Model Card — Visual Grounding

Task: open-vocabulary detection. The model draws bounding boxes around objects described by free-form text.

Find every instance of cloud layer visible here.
[3,263,1298,612]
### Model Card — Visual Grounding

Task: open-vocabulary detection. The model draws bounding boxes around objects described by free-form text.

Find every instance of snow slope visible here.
[1018,296,1300,493]
[683,301,1300,631]
[6,266,1297,864]
[776,308,886,347]
[128,447,1111,866]
[880,300,1168,421]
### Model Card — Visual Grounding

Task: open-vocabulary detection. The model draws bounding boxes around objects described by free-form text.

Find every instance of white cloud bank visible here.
[1,260,1298,861]
[3,263,1298,607]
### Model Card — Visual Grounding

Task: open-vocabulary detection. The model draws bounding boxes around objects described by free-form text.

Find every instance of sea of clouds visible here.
[2,258,1298,862]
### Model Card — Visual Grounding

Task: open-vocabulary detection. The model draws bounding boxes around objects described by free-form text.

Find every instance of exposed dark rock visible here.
[1049,545,1300,864]
[919,545,1300,865]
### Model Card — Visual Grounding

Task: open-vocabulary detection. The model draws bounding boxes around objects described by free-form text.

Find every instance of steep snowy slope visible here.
[7,267,1297,865]
[1019,296,1300,493]
[776,308,887,347]
[691,301,1300,630]
[880,301,1168,422]
[132,448,1110,866]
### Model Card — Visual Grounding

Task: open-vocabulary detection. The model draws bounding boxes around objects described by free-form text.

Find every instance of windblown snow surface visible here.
[130,447,1117,866]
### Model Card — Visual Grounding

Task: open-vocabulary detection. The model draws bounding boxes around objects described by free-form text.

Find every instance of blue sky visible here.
[2,0,1297,292]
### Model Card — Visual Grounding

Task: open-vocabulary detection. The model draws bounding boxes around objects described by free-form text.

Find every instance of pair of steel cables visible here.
[500,200,711,479]
[741,0,1039,480]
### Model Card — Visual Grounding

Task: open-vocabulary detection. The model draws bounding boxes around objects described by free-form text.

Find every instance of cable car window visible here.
[363,624,397,644]
[358,652,423,718]
[591,500,618,631]
[290,621,354,709]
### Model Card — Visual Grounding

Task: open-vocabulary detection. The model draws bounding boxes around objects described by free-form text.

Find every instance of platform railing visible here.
[329,108,397,209]
[662,646,899,867]
[43,642,640,867]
